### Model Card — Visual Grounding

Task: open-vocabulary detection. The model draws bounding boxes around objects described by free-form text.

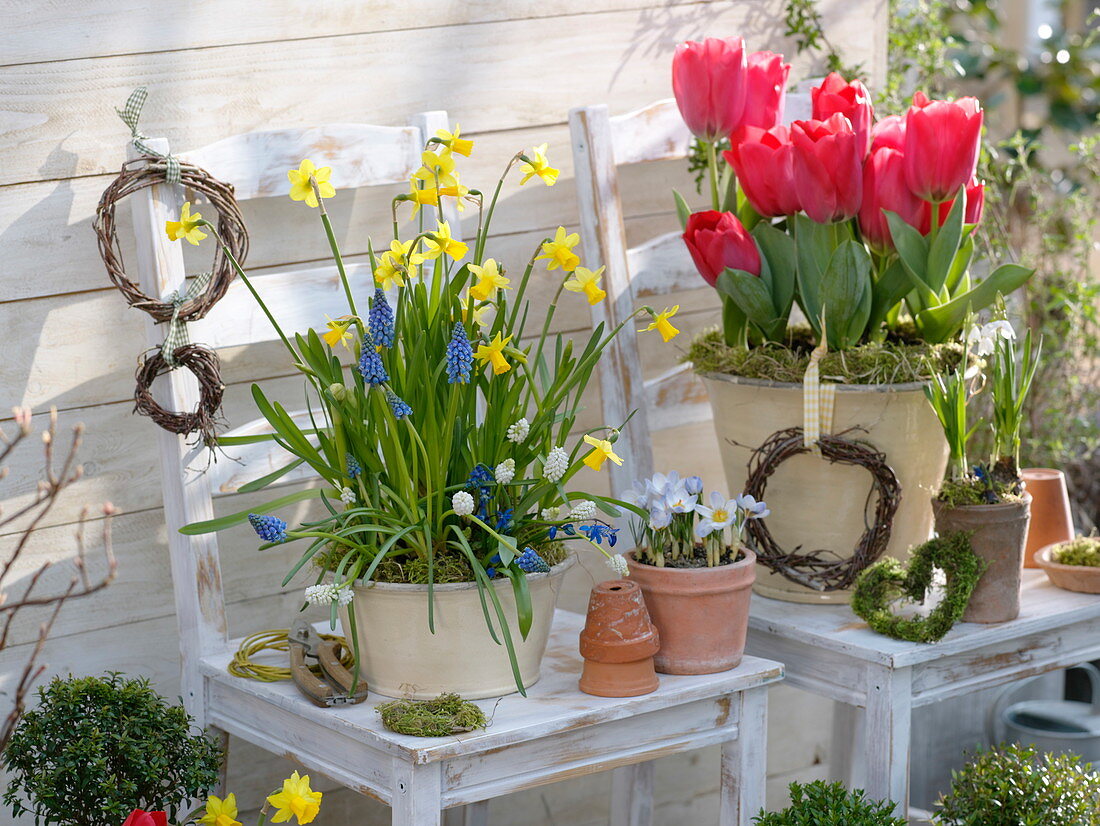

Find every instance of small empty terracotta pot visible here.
[578,579,660,697]
[933,494,1031,624]
[1022,468,1075,568]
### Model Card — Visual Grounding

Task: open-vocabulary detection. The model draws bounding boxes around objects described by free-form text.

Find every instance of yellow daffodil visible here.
[198,794,241,826]
[267,771,323,825]
[165,202,208,246]
[322,315,355,349]
[406,178,440,218]
[422,221,469,261]
[563,266,607,305]
[374,240,423,290]
[462,300,491,328]
[414,149,459,188]
[640,305,681,342]
[536,226,581,272]
[582,434,624,472]
[468,259,510,301]
[287,159,336,208]
[519,143,559,186]
[474,332,515,375]
[439,180,471,210]
[436,124,474,157]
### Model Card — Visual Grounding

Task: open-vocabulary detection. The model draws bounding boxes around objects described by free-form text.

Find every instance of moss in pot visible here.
[622,473,764,674]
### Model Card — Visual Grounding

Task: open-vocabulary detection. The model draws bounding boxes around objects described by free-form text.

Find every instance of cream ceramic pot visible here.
[702,375,948,604]
[339,555,575,699]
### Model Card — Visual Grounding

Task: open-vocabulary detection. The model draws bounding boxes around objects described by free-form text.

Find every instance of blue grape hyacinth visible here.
[357,335,389,384]
[516,547,551,573]
[445,322,473,384]
[347,455,362,479]
[248,514,287,543]
[385,389,412,419]
[368,288,395,348]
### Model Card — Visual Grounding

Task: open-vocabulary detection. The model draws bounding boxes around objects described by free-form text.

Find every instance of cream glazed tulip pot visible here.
[338,555,576,699]
[701,374,949,604]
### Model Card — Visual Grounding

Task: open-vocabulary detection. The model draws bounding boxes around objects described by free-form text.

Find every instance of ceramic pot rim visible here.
[932,491,1032,518]
[349,553,576,593]
[700,372,930,393]
[626,547,757,575]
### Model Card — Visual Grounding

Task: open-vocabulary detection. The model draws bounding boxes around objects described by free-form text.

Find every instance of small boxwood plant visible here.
[934,743,1100,825]
[2,673,222,826]
[753,781,907,825]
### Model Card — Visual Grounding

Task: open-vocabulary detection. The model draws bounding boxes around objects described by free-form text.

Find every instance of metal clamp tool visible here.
[287,619,369,707]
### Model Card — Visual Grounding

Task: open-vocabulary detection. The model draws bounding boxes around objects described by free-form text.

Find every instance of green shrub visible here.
[2,673,223,826]
[754,781,907,825]
[934,743,1100,825]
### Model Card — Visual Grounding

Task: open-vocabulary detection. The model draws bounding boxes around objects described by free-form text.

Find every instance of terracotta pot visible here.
[932,494,1032,624]
[625,548,755,674]
[1022,468,1075,568]
[340,555,575,699]
[578,579,660,697]
[1035,544,1100,594]
[702,375,948,604]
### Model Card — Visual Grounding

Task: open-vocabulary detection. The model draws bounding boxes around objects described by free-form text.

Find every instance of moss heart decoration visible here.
[851,532,986,643]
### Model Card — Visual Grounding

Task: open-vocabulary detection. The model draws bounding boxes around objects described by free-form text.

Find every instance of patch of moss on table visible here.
[686,326,962,385]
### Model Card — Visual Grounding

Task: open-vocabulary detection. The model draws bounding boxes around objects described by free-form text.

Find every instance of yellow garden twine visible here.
[227,628,353,682]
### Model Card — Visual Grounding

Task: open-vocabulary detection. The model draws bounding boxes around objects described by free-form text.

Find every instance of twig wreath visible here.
[850,531,986,643]
[133,345,225,445]
[742,426,902,591]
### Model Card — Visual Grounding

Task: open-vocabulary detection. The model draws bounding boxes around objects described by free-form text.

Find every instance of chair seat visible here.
[199,610,782,805]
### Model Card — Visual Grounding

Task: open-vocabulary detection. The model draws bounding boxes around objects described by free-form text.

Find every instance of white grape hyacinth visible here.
[452,490,475,516]
[506,417,530,443]
[543,446,569,482]
[606,554,630,577]
[495,458,516,484]
[304,583,354,607]
[339,486,355,505]
[569,499,597,520]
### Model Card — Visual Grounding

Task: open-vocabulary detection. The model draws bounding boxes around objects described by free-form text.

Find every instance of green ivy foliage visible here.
[753,781,907,825]
[934,743,1100,825]
[2,673,222,826]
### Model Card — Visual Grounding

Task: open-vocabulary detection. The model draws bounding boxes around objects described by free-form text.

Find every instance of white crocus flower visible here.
[736,493,771,519]
[648,502,673,530]
[694,491,738,538]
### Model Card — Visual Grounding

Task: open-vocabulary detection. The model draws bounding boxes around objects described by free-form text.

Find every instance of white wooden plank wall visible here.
[0,1,884,821]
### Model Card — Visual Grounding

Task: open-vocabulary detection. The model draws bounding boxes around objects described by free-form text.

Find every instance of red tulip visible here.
[724,125,801,217]
[859,146,927,253]
[903,91,983,201]
[870,115,906,152]
[790,115,863,223]
[812,72,874,157]
[122,810,167,826]
[927,176,985,232]
[683,210,761,287]
[741,51,791,131]
[672,38,748,142]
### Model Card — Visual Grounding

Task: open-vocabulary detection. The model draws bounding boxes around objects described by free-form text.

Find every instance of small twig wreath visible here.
[134,345,225,444]
[742,426,902,591]
[94,158,248,322]
[851,532,986,643]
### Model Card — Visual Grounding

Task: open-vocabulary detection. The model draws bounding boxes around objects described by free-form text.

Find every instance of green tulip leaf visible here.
[718,269,782,338]
[945,235,974,294]
[884,211,935,302]
[793,214,835,334]
[927,192,965,293]
[820,241,872,349]
[720,293,749,347]
[752,221,797,318]
[673,190,692,230]
[915,263,1035,342]
[868,258,913,336]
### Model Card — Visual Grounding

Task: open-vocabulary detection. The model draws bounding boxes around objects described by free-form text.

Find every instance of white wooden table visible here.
[201,610,783,825]
[745,570,1100,817]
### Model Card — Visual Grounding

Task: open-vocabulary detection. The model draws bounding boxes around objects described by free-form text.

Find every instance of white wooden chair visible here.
[130,115,785,826]
[569,94,812,499]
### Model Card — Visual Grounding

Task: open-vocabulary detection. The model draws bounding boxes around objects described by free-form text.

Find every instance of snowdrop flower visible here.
[736,493,771,519]
[452,490,475,516]
[569,499,597,520]
[495,458,516,484]
[967,319,1015,356]
[606,553,630,577]
[506,417,530,443]
[694,491,738,538]
[339,486,355,505]
[544,446,569,482]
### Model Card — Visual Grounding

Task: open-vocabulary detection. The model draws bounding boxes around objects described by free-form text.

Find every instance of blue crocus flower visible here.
[385,389,412,419]
[368,288,395,348]
[248,514,287,543]
[684,475,704,495]
[445,322,474,384]
[357,335,389,384]
[516,547,551,573]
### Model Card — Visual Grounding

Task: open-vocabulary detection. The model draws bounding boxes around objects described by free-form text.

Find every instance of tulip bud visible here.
[682,211,761,287]
[672,37,748,142]
[903,91,983,202]
[724,125,801,218]
[812,72,874,157]
[870,115,906,152]
[742,51,791,131]
[790,115,864,224]
[859,146,927,253]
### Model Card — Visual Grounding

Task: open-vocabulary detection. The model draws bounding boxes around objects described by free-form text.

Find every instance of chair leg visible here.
[719,689,768,826]
[215,728,230,796]
[863,666,912,818]
[828,701,860,786]
[391,760,442,826]
[610,762,654,826]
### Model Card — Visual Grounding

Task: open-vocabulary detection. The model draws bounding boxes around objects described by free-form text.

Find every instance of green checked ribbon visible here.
[116,86,182,184]
[162,271,211,366]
